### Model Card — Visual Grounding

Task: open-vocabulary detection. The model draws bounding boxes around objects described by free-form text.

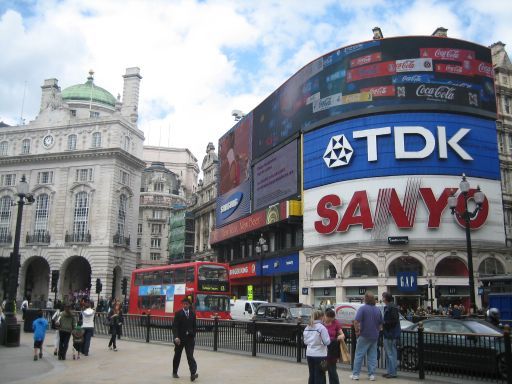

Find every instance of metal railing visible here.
[26,231,51,244]
[0,232,12,244]
[113,233,130,247]
[64,231,91,243]
[37,310,512,384]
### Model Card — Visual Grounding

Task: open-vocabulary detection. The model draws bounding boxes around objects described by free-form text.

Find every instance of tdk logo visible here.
[324,125,471,168]
[323,134,354,168]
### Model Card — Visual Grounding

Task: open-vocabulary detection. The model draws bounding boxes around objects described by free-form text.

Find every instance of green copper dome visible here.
[61,70,117,107]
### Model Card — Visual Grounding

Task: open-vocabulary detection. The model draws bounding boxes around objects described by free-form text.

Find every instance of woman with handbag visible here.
[303,310,330,384]
[107,302,123,351]
[323,308,345,384]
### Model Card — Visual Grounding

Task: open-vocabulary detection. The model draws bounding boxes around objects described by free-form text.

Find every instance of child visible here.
[71,324,85,360]
[32,310,48,361]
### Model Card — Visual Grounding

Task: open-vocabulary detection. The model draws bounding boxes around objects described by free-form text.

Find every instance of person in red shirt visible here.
[323,308,345,384]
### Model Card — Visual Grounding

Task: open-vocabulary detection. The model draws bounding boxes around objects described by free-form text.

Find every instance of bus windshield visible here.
[197,265,229,292]
[195,294,231,312]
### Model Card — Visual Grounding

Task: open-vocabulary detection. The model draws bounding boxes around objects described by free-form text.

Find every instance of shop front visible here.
[345,287,378,303]
[262,253,299,303]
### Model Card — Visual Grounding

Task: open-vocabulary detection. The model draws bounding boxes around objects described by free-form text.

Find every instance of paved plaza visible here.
[0,329,460,384]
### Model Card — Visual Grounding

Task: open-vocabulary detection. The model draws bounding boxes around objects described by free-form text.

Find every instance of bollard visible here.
[145,313,151,343]
[417,321,425,380]
[296,321,302,363]
[504,325,512,384]
[213,316,219,352]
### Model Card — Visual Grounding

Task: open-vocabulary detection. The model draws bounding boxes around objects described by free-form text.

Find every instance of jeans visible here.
[352,336,378,377]
[307,356,326,384]
[383,337,398,376]
[58,331,71,359]
[81,327,94,355]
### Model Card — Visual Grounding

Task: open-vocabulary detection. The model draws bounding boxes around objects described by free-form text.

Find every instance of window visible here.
[92,132,101,148]
[498,132,504,152]
[34,194,49,236]
[73,192,89,236]
[0,196,12,240]
[70,109,77,117]
[0,141,8,156]
[152,210,162,219]
[154,182,164,192]
[117,194,127,236]
[137,223,143,234]
[37,171,53,184]
[508,134,512,154]
[123,136,130,151]
[136,238,141,247]
[505,97,511,114]
[154,195,163,203]
[150,253,161,261]
[76,168,93,182]
[120,170,130,185]
[1,174,16,186]
[67,134,77,150]
[150,238,161,248]
[22,139,30,154]
[90,111,100,118]
[151,224,162,235]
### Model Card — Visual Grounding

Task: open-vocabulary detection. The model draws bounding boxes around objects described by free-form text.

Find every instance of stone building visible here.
[0,68,145,305]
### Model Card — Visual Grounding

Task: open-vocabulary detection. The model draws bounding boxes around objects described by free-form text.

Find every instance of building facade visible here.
[0,68,145,305]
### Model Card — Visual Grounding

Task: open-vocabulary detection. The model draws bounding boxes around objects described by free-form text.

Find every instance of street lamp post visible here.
[448,174,485,314]
[428,279,434,311]
[5,175,34,346]
[255,234,268,301]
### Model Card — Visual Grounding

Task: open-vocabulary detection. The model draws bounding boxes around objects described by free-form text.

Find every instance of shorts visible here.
[34,340,43,349]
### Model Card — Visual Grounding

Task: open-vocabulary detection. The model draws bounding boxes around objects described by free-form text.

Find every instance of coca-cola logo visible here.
[356,55,372,66]
[369,87,388,96]
[445,65,462,74]
[478,62,492,76]
[397,60,415,70]
[434,49,461,60]
[416,84,456,100]
[401,75,423,82]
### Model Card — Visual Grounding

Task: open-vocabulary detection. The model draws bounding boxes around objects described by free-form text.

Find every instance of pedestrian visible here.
[350,291,383,381]
[21,297,29,320]
[450,305,462,319]
[382,292,400,379]
[107,302,123,351]
[80,300,95,356]
[51,304,61,356]
[58,304,76,360]
[72,324,85,360]
[172,297,198,381]
[32,309,48,361]
[323,308,345,384]
[46,298,53,309]
[303,309,330,384]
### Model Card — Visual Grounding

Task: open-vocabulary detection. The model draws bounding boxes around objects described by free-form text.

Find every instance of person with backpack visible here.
[382,292,401,379]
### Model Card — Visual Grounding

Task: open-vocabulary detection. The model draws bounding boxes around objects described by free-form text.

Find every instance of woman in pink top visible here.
[323,308,345,384]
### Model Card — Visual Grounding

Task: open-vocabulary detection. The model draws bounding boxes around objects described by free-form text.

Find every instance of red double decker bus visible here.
[128,261,231,319]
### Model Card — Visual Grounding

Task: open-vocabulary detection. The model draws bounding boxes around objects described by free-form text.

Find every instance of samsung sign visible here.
[216,181,251,227]
[304,112,500,190]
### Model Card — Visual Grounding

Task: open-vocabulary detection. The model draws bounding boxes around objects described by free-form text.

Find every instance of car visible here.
[333,302,414,329]
[230,299,267,321]
[248,302,313,342]
[400,317,508,379]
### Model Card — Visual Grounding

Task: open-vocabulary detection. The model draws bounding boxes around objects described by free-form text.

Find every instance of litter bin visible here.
[5,323,21,347]
[23,309,39,332]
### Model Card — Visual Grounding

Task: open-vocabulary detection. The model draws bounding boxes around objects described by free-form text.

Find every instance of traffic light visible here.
[51,270,59,293]
[121,277,128,296]
[435,286,441,299]
[95,278,102,294]
[422,284,428,300]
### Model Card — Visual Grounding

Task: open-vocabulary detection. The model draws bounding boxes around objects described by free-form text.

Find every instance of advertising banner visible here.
[303,112,500,190]
[215,180,251,227]
[229,262,258,279]
[253,140,298,211]
[260,253,299,276]
[252,36,495,159]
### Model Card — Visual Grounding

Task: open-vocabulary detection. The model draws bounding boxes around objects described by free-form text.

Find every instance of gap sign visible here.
[397,272,417,292]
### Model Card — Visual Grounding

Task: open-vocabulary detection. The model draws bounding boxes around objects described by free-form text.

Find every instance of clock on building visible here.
[42,134,54,148]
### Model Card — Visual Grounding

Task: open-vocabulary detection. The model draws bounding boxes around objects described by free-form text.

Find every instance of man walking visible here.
[350,291,383,381]
[382,292,400,379]
[172,297,198,381]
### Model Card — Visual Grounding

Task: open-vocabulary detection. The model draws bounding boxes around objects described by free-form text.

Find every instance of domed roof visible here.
[61,70,117,107]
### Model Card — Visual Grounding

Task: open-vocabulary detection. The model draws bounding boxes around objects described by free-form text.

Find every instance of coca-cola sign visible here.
[416,84,456,100]
[420,47,475,61]
[361,85,396,97]
[350,52,382,68]
[435,63,473,76]
[473,60,494,78]
[395,58,433,73]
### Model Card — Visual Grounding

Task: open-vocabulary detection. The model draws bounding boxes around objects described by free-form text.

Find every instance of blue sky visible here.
[0,0,510,165]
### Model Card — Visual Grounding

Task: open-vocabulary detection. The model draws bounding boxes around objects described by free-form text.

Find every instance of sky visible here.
[0,0,511,170]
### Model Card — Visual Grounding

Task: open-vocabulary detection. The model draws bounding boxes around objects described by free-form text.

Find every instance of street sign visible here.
[388,236,409,245]
[302,287,309,295]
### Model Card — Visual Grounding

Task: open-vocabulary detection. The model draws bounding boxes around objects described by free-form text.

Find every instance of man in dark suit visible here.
[172,297,198,381]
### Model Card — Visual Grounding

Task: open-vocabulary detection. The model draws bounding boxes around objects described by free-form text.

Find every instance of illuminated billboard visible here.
[252,36,495,159]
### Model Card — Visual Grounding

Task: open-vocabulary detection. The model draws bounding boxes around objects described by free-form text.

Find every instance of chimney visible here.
[40,79,60,111]
[432,27,448,37]
[121,67,142,123]
[372,27,383,40]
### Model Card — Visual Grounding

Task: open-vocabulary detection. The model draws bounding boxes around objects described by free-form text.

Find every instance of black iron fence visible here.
[38,310,511,384]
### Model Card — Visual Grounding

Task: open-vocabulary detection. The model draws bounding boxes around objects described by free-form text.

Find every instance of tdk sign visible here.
[304,112,500,190]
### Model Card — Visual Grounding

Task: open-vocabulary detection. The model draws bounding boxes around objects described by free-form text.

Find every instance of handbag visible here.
[340,338,351,363]
[320,359,329,372]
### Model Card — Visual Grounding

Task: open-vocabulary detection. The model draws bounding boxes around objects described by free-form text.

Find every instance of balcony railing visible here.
[0,233,12,244]
[26,231,51,244]
[65,231,91,244]
[113,233,130,247]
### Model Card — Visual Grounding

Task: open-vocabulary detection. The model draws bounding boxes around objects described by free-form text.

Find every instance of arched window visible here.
[117,194,127,236]
[73,192,89,239]
[350,259,378,277]
[0,141,8,156]
[0,196,12,242]
[34,194,49,239]
[478,258,505,276]
[68,134,77,150]
[435,257,468,277]
[388,257,423,276]
[92,132,101,148]
[22,139,31,154]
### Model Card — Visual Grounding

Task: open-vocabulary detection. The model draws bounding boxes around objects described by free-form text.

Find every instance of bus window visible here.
[143,271,162,285]
[185,267,195,283]
[198,265,229,282]
[174,268,185,283]
[134,273,143,286]
[195,294,230,312]
[138,295,165,310]
[162,270,174,284]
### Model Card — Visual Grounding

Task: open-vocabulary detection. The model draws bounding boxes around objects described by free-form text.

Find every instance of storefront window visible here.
[478,258,505,276]
[350,259,378,277]
[388,257,423,276]
[434,257,467,277]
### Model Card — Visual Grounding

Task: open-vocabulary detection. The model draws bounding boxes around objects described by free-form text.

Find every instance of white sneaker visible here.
[369,375,376,381]
[350,374,359,380]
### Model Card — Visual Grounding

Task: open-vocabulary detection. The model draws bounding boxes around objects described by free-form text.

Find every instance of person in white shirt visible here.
[303,310,330,384]
[80,300,96,356]
[21,298,29,320]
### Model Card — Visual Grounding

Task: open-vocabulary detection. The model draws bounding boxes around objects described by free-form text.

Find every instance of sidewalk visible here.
[1,330,455,384]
